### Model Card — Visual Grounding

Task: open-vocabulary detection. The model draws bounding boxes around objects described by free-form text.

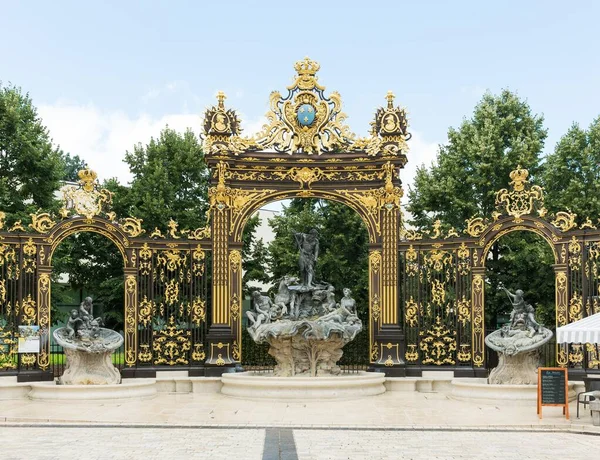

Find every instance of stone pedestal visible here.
[53,327,123,386]
[59,348,121,385]
[268,335,346,377]
[488,350,539,385]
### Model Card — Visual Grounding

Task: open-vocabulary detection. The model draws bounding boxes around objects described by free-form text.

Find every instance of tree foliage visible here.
[542,117,600,224]
[0,84,64,224]
[242,214,270,297]
[122,127,209,232]
[407,90,553,328]
[60,152,87,182]
[408,90,547,231]
[51,232,124,329]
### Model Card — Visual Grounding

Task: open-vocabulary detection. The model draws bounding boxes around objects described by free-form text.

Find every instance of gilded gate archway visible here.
[3,59,598,381]
[201,58,412,375]
[399,166,600,377]
[0,170,212,380]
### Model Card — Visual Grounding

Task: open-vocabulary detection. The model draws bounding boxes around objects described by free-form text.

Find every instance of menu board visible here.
[537,367,569,419]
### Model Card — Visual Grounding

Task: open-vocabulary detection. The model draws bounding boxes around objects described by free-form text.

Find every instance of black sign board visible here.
[537,367,569,419]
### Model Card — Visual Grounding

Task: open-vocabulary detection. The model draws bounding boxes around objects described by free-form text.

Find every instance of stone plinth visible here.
[59,348,121,385]
[28,379,156,401]
[488,350,540,385]
[221,371,385,400]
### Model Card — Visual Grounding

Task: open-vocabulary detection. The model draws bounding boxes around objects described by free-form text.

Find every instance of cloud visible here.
[38,102,202,185]
[400,130,439,207]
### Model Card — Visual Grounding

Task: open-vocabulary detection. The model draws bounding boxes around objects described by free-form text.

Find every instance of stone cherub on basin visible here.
[484,284,553,384]
[53,297,123,385]
[247,229,362,377]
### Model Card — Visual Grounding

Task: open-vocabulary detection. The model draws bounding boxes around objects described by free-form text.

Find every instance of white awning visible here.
[556,313,600,344]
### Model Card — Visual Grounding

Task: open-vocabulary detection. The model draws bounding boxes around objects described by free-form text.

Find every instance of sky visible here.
[3,1,600,211]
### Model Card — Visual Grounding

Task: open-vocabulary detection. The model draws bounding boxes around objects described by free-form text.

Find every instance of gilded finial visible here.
[216,91,227,109]
[386,91,395,109]
[509,165,529,192]
[77,169,98,192]
[294,57,320,77]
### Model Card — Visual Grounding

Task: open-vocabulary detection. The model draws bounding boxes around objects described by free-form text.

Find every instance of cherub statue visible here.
[499,284,543,336]
[65,309,84,339]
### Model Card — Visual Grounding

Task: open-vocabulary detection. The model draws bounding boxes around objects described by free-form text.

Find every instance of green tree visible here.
[242,214,270,297]
[408,90,547,230]
[60,152,87,182]
[0,84,64,224]
[51,232,124,329]
[542,117,600,223]
[407,90,553,328]
[123,127,209,232]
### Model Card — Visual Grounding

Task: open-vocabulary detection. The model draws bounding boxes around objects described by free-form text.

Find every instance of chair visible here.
[577,377,600,418]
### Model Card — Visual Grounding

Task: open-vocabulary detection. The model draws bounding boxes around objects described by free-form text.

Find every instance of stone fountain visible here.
[484,285,553,385]
[246,229,362,377]
[53,297,123,385]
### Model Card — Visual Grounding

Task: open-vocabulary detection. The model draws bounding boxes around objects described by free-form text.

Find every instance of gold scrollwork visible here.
[431,280,446,306]
[495,166,546,221]
[255,57,355,154]
[192,343,206,362]
[551,211,577,232]
[419,316,457,365]
[164,279,180,306]
[369,250,381,274]
[191,297,206,326]
[192,245,206,276]
[568,236,581,271]
[405,296,418,327]
[30,212,55,233]
[457,243,470,275]
[138,344,153,362]
[370,341,379,361]
[229,250,242,272]
[465,216,486,237]
[457,344,472,362]
[120,217,145,238]
[153,315,191,365]
[371,293,381,321]
[124,274,137,367]
[138,296,155,327]
[62,169,113,219]
[404,344,418,363]
[569,293,583,322]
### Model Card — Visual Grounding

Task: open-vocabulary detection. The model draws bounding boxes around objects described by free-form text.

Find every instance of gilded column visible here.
[229,246,242,363]
[36,269,51,371]
[372,203,405,375]
[471,268,485,370]
[554,264,569,367]
[123,269,138,369]
[205,161,237,374]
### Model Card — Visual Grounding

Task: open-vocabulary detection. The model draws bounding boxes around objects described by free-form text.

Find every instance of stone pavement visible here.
[0,425,599,460]
[1,391,599,459]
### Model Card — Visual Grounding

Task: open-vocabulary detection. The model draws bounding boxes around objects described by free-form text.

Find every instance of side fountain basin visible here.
[450,377,577,405]
[28,378,157,401]
[221,371,386,400]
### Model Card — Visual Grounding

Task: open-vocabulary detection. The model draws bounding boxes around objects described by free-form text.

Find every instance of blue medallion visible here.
[296,103,315,127]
